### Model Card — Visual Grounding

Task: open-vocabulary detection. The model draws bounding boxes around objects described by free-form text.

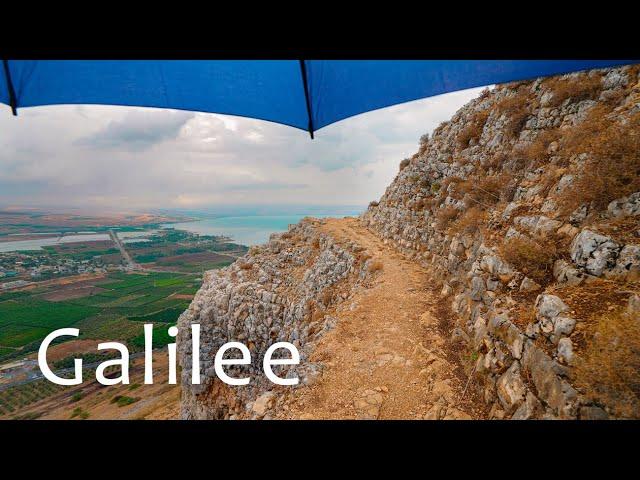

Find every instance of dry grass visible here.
[481,151,508,171]
[449,207,486,235]
[447,174,509,208]
[237,260,253,270]
[560,108,640,215]
[513,129,560,169]
[435,205,460,230]
[495,88,534,139]
[411,198,429,211]
[543,73,603,108]
[367,259,384,273]
[500,235,559,283]
[318,286,334,307]
[457,110,489,149]
[574,308,640,418]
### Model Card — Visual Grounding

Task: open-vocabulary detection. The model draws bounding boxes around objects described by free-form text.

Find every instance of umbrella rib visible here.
[2,59,18,116]
[298,59,314,139]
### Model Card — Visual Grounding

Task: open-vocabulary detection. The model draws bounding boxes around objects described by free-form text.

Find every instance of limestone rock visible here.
[557,338,574,365]
[511,392,544,420]
[523,342,577,418]
[609,245,640,280]
[607,192,640,218]
[553,259,585,286]
[520,276,541,293]
[570,229,621,277]
[496,361,527,412]
[252,392,275,417]
[535,294,569,323]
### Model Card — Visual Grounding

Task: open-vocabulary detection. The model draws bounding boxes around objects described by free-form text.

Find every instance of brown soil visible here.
[156,252,232,264]
[551,278,639,352]
[277,217,484,419]
[169,293,195,300]
[41,286,107,302]
[26,339,106,363]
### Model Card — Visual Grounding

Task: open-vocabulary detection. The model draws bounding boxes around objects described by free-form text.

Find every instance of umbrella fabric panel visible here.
[2,60,310,129]
[0,62,9,105]
[304,60,636,130]
[1,60,637,133]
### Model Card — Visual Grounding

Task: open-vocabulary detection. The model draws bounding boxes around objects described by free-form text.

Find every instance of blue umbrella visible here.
[1,60,635,138]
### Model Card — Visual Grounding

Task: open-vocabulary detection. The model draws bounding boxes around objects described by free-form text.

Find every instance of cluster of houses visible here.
[0,251,129,290]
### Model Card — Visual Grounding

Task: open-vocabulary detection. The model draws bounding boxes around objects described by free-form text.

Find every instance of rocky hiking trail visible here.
[278,217,484,420]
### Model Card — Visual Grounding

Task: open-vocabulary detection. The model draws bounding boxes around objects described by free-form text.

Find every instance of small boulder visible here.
[570,229,621,277]
[607,192,640,218]
[496,361,527,412]
[252,391,276,417]
[557,337,574,365]
[520,276,541,293]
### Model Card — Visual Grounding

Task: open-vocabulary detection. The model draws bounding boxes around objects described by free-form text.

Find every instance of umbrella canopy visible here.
[1,60,636,137]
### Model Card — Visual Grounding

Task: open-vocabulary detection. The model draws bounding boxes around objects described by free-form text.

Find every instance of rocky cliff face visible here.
[177,219,377,419]
[179,65,640,420]
[362,65,640,419]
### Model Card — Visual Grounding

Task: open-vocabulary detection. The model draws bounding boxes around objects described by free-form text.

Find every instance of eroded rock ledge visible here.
[177,219,375,419]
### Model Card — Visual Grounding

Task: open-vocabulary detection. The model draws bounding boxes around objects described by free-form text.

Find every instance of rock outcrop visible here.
[177,219,376,419]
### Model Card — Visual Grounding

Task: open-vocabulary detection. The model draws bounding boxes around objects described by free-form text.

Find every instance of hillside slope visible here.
[179,65,640,420]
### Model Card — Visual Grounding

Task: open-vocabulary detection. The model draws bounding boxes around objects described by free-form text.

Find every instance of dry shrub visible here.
[368,200,379,208]
[435,205,461,230]
[500,235,558,283]
[367,259,384,273]
[543,73,603,108]
[513,129,560,169]
[412,198,429,211]
[440,176,463,194]
[453,174,507,208]
[311,237,321,250]
[418,133,430,154]
[537,165,565,198]
[475,174,508,205]
[449,207,486,235]
[560,108,640,214]
[433,121,448,137]
[575,308,640,418]
[319,287,334,306]
[481,151,508,170]
[457,110,489,149]
[237,260,253,270]
[399,158,410,171]
[495,88,534,139]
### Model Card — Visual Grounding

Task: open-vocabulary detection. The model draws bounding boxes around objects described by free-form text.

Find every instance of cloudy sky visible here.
[0,87,484,212]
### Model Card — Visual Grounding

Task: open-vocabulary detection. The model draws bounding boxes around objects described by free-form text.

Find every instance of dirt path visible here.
[279,217,481,420]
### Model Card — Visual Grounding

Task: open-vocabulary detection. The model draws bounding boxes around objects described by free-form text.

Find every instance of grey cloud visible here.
[76,109,194,151]
[0,87,485,209]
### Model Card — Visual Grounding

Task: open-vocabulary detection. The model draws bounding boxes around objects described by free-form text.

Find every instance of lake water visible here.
[162,213,361,246]
[0,211,364,252]
[0,230,153,253]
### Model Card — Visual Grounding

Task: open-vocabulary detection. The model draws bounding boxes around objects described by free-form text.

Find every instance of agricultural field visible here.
[125,228,246,272]
[0,351,180,420]
[0,271,201,363]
